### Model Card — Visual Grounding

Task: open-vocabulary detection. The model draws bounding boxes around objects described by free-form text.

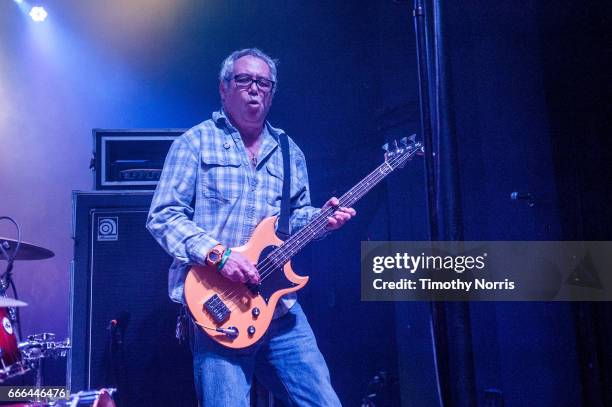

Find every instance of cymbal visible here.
[0,237,54,261]
[0,297,28,307]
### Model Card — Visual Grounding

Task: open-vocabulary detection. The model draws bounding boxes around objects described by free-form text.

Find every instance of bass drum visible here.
[0,307,28,382]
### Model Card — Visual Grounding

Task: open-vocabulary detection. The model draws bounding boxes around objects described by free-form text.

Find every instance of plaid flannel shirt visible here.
[146,110,322,315]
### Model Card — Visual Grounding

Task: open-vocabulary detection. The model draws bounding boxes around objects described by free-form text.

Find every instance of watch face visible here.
[209,250,221,262]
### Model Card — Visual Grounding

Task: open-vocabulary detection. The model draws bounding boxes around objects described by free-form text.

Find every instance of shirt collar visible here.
[212,109,235,133]
[212,109,284,146]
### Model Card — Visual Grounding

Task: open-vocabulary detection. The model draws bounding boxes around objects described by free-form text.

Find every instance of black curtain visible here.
[415,1,476,405]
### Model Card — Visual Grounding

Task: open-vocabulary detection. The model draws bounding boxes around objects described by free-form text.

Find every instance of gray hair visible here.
[219,48,278,93]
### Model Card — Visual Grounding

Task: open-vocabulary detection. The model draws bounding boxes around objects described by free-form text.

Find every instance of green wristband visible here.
[217,248,232,272]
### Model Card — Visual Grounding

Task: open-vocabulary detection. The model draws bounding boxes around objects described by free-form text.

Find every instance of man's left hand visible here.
[322,197,356,231]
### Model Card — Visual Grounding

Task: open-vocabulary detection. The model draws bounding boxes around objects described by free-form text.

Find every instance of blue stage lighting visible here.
[14,0,24,4]
[29,6,48,22]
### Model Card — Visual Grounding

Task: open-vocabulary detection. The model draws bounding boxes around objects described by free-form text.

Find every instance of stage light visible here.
[14,0,24,4]
[29,6,48,22]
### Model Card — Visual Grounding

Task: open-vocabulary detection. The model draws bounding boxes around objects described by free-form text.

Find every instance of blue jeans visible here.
[190,302,342,406]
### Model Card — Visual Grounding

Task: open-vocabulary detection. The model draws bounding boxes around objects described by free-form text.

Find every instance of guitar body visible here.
[184,216,309,349]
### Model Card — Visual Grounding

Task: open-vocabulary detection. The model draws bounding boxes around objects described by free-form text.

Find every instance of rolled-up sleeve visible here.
[146,134,218,265]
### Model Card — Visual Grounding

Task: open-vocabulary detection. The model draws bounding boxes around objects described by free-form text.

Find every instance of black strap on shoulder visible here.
[277,133,291,240]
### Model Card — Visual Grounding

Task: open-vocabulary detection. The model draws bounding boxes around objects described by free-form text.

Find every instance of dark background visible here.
[0,1,610,406]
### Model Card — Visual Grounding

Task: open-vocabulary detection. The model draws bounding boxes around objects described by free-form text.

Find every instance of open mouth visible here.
[248,100,260,106]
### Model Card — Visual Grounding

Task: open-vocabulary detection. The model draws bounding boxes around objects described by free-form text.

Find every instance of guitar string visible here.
[247,147,418,282]
[213,147,416,314]
[215,148,415,315]
[206,146,418,314]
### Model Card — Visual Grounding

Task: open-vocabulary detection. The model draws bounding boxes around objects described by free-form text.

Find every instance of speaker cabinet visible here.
[69,191,196,406]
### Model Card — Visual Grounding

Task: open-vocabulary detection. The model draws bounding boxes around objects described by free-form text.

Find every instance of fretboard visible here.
[262,145,418,269]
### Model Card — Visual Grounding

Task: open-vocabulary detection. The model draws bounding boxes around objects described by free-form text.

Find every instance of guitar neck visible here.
[270,147,416,266]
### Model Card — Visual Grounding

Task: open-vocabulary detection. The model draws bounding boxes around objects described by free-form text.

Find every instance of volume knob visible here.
[247,326,256,336]
[252,307,260,318]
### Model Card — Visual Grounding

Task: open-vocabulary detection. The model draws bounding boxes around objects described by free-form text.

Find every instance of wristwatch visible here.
[206,245,225,268]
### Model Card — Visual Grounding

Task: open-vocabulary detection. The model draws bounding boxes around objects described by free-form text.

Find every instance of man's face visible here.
[220,55,274,132]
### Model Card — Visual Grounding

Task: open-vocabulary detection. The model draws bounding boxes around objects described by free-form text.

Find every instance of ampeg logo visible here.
[98,217,119,241]
[3,317,13,335]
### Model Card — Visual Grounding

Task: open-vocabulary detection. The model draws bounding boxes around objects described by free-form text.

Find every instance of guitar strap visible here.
[277,132,291,241]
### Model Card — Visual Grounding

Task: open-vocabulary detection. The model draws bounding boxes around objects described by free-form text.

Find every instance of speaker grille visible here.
[70,192,196,406]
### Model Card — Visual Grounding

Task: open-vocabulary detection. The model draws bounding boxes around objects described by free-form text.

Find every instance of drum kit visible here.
[0,234,116,407]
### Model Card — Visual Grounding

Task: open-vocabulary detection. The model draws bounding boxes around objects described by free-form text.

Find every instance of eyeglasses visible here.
[232,74,275,92]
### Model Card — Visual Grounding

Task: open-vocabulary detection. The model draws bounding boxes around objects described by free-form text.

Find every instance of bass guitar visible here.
[185,136,423,348]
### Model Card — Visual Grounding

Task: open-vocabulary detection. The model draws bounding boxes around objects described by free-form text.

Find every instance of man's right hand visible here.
[218,251,260,284]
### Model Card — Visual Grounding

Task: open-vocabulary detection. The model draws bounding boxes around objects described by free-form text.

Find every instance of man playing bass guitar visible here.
[147,48,355,407]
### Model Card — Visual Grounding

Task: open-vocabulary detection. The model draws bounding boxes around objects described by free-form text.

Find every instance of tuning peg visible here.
[400,137,408,147]
[409,134,417,143]
[382,142,393,160]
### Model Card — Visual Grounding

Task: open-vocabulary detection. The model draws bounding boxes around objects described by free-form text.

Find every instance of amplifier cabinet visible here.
[69,191,196,406]
[92,129,185,190]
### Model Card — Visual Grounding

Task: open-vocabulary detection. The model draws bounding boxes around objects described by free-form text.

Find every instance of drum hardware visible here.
[2,217,55,341]
[0,217,57,384]
[20,333,71,361]
[18,333,71,388]
[0,218,25,341]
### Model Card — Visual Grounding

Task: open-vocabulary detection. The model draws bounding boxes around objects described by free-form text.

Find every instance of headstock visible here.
[382,134,424,169]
